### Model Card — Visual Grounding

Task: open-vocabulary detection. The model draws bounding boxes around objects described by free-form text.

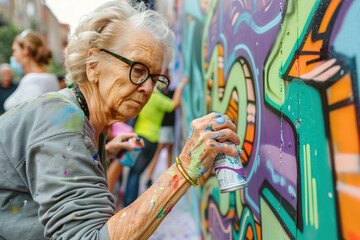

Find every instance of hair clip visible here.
[20,29,31,38]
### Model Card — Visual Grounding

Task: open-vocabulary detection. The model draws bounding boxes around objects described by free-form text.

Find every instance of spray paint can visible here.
[214,142,247,193]
[117,136,143,167]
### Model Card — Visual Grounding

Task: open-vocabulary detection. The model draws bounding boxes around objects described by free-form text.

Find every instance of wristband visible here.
[175,157,200,187]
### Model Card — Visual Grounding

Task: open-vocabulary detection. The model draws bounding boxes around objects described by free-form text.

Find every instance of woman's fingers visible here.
[179,112,241,179]
[179,136,241,179]
[115,132,138,141]
[204,116,236,133]
[206,128,240,145]
[200,140,240,167]
[190,112,224,126]
[188,112,235,140]
[105,141,136,155]
[138,138,145,147]
[105,133,139,154]
[215,142,240,157]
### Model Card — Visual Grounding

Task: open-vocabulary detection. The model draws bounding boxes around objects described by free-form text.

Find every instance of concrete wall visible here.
[159,0,360,239]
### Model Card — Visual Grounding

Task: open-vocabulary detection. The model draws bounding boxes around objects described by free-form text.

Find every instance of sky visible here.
[45,0,113,33]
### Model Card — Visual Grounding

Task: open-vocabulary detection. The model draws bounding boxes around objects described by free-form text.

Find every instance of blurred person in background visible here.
[144,79,184,188]
[120,76,188,207]
[106,122,143,195]
[3,29,59,111]
[57,74,68,89]
[0,1,241,239]
[0,63,17,114]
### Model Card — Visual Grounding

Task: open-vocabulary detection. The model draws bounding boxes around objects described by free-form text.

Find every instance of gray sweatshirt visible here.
[0,88,114,239]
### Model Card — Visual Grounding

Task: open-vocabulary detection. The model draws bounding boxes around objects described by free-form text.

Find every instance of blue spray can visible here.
[117,136,143,167]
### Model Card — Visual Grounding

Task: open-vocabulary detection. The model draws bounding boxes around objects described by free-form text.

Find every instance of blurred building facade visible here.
[0,0,68,65]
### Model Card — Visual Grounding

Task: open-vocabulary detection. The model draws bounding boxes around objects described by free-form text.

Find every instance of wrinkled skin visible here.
[179,112,240,179]
[107,112,241,240]
[84,30,163,138]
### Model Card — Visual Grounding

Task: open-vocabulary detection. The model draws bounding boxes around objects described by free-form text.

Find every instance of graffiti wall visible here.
[158,0,360,239]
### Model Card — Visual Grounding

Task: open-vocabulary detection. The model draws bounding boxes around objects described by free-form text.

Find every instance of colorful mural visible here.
[159,0,360,239]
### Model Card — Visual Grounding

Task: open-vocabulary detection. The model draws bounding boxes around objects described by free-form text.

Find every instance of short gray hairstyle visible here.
[64,0,175,85]
[0,63,12,73]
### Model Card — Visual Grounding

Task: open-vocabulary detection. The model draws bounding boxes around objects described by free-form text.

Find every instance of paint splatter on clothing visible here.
[0,88,114,239]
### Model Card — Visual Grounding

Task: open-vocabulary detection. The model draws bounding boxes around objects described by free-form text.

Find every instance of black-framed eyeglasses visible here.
[100,49,170,92]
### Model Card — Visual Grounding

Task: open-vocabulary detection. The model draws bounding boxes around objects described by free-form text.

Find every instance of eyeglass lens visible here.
[130,63,149,84]
[153,76,168,92]
[130,63,169,92]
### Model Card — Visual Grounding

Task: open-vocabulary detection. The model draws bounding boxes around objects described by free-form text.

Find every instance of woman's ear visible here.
[23,46,30,57]
[86,48,101,84]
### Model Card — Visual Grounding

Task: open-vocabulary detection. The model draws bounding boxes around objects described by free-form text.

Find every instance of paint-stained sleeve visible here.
[25,131,115,239]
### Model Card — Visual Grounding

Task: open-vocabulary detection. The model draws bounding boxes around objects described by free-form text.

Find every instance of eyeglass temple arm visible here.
[100,49,134,66]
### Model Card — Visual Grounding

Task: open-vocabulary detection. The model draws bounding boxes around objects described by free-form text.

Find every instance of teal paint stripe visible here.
[237,207,258,240]
[262,188,296,237]
[184,0,204,19]
[282,0,322,74]
[183,20,196,77]
[285,80,338,238]
[234,12,281,34]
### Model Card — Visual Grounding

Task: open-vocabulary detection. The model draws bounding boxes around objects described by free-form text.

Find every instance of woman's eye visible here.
[134,68,144,74]
[133,67,146,77]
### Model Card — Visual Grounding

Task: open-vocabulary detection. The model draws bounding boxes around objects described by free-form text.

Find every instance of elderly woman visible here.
[0,1,240,240]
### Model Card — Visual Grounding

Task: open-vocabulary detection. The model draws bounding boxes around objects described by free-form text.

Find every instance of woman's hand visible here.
[105,132,144,159]
[181,76,189,85]
[178,112,241,180]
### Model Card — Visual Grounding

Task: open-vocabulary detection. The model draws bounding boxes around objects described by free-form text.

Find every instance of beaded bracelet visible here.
[175,157,200,187]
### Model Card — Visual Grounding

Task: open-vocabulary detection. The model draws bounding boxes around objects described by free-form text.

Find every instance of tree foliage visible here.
[45,60,66,76]
[0,16,21,64]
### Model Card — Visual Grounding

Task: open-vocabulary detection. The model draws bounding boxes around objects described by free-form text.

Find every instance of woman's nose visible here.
[138,78,154,94]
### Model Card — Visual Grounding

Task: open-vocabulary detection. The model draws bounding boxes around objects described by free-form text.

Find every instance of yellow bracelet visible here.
[175,157,200,187]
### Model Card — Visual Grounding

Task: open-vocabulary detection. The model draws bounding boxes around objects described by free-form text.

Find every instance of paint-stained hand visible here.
[105,132,144,159]
[178,112,241,180]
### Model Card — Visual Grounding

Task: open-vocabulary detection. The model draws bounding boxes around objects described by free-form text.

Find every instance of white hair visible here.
[0,63,12,73]
[64,0,175,85]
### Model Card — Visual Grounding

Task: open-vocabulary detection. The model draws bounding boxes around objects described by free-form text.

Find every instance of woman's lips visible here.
[130,99,142,105]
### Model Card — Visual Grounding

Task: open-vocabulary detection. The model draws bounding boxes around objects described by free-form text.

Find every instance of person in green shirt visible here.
[122,78,188,206]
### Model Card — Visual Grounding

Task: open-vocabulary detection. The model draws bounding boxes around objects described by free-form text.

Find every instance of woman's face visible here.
[12,42,24,67]
[96,30,164,121]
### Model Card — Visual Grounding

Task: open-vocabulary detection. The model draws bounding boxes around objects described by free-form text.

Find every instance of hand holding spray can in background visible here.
[214,141,247,193]
[117,136,143,167]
